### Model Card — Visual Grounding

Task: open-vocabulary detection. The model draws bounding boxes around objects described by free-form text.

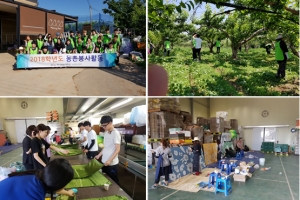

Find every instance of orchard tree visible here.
[103,0,146,36]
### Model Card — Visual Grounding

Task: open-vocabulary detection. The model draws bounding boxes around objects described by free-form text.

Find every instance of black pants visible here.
[86,151,98,159]
[277,60,286,78]
[24,164,34,170]
[217,47,220,53]
[193,48,201,60]
[164,48,170,56]
[102,164,119,185]
[155,166,171,184]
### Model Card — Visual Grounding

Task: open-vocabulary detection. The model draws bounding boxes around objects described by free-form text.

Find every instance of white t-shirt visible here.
[87,129,98,152]
[101,129,121,166]
[194,38,202,49]
[155,146,172,167]
[81,129,88,147]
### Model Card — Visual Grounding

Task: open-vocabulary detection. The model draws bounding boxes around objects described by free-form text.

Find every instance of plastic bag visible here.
[123,112,131,124]
[129,105,147,126]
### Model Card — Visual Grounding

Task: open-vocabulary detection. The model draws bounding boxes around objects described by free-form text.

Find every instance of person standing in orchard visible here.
[275,34,289,79]
[216,38,221,54]
[164,37,171,56]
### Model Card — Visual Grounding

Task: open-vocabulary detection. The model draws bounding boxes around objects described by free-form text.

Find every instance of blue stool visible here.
[228,162,237,173]
[220,163,230,175]
[236,152,242,160]
[215,176,232,196]
[207,172,218,188]
[218,160,226,169]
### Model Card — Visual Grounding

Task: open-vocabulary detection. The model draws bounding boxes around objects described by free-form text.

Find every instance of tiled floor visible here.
[148,154,299,200]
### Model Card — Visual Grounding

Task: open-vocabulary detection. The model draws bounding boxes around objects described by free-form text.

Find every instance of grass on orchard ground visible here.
[149,46,299,96]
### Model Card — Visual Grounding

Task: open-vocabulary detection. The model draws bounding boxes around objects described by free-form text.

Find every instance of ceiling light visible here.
[110,98,133,109]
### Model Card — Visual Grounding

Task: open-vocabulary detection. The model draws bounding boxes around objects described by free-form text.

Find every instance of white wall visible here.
[0,98,64,143]
[193,98,210,123]
[210,98,299,148]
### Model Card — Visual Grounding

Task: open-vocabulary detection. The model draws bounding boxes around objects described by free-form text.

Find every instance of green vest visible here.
[113,41,120,51]
[192,39,196,47]
[165,41,171,49]
[112,34,121,43]
[82,36,88,45]
[87,43,93,53]
[26,40,32,53]
[37,39,44,49]
[95,42,102,48]
[275,41,284,61]
[106,48,116,53]
[41,51,49,54]
[103,34,111,44]
[30,47,39,55]
[216,40,220,47]
[77,42,83,53]
[53,38,58,44]
[68,36,75,49]
[92,35,98,43]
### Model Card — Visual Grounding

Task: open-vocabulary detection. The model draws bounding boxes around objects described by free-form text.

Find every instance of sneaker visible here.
[149,185,157,189]
[161,182,168,186]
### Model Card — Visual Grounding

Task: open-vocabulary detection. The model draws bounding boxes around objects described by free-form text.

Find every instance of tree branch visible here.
[240,27,265,45]
[284,6,299,15]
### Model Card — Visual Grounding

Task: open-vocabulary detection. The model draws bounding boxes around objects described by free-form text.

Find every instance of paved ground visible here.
[0,53,146,96]
[148,153,299,200]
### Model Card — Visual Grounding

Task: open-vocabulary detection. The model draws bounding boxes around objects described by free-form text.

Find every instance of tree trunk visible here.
[209,44,214,53]
[232,46,238,59]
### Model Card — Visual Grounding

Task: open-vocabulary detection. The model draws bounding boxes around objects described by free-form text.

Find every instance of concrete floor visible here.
[0,53,146,96]
[148,154,299,200]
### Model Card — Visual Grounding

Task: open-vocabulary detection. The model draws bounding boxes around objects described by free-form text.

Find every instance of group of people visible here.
[17,29,122,62]
[149,137,203,189]
[0,115,122,199]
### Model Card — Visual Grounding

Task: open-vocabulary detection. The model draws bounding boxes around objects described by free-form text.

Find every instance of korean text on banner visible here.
[16,53,117,68]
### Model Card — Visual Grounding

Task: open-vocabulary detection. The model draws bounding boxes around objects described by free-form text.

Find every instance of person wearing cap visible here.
[275,34,289,79]
[36,34,44,50]
[164,37,171,56]
[53,49,58,54]
[16,46,25,55]
[40,46,49,54]
[189,137,202,175]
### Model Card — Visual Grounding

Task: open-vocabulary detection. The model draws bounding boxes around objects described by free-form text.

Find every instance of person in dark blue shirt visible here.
[0,158,75,200]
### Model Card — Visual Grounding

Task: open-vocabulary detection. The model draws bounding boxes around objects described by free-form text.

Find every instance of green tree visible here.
[103,0,146,36]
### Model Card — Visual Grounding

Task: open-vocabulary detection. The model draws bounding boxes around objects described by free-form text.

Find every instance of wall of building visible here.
[0,98,64,143]
[210,98,299,149]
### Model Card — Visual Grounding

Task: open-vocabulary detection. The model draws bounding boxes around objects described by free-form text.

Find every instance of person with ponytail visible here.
[150,138,172,189]
[0,158,75,199]
[31,124,69,169]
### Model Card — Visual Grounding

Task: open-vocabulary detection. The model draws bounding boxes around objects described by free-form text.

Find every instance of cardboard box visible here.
[233,174,247,182]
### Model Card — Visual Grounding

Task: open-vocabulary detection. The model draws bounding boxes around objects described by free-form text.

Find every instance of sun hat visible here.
[18,47,24,50]
[276,34,283,40]
[193,137,199,141]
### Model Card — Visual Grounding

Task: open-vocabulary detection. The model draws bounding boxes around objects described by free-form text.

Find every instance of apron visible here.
[193,151,200,172]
